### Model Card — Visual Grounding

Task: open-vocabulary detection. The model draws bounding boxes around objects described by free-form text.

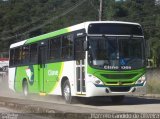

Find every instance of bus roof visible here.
[10,21,141,48]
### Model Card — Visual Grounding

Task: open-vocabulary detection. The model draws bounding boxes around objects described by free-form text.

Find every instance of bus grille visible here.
[105,81,134,85]
[109,87,131,92]
[101,74,137,79]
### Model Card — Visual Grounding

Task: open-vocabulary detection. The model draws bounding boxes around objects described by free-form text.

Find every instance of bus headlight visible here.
[136,75,146,84]
[92,76,104,85]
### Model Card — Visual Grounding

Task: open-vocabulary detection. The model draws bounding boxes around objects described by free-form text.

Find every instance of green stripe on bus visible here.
[25,28,70,44]
[49,62,64,94]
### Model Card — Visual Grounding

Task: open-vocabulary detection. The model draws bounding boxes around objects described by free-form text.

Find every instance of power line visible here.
[1,3,63,34]
[0,0,87,41]
[89,0,99,12]
[1,19,41,34]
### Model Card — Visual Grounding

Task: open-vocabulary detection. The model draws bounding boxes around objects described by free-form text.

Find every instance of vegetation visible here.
[0,0,160,67]
[147,79,160,94]
[146,68,160,93]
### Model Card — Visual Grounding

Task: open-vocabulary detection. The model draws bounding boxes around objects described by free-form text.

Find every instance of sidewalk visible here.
[143,94,160,98]
[0,96,109,113]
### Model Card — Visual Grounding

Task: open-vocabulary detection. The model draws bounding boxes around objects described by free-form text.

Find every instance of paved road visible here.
[1,73,160,114]
[0,107,53,119]
[0,107,18,113]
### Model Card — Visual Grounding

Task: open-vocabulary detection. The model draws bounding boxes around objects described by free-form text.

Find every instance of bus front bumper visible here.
[86,82,146,97]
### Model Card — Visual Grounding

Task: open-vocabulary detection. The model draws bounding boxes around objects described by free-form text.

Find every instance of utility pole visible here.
[99,0,103,21]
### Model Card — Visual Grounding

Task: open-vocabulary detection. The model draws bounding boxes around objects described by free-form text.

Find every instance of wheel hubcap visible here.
[64,85,70,101]
[24,85,28,96]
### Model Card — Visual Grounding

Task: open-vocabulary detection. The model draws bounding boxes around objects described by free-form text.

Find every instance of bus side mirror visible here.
[83,41,89,51]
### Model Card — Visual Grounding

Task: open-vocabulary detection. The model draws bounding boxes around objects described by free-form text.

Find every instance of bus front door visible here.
[75,37,86,94]
[38,46,46,93]
[76,60,85,94]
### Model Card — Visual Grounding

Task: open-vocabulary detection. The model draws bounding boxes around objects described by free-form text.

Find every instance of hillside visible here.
[0,0,160,66]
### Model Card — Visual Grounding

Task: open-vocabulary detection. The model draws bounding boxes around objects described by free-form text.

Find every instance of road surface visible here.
[0,107,55,119]
[0,107,18,113]
[0,73,160,114]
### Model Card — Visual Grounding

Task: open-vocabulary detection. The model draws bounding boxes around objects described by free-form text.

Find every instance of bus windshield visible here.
[88,36,145,70]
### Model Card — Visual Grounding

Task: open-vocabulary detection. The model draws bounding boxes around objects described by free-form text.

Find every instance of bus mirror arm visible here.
[83,41,89,51]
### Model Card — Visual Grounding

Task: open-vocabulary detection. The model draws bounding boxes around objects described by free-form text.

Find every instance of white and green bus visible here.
[9,21,146,103]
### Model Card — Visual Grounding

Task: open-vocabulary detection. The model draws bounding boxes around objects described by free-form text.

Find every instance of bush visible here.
[147,79,160,94]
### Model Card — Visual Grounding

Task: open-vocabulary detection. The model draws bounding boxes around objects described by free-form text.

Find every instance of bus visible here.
[9,21,146,103]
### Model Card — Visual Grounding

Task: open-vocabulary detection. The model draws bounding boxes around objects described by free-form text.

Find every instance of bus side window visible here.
[48,37,61,61]
[61,34,74,60]
[30,44,38,64]
[22,45,30,64]
[14,47,22,65]
[75,37,85,60]
[9,49,15,66]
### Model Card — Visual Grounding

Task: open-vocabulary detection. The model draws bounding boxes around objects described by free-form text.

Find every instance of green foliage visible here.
[147,78,160,94]
[0,0,160,65]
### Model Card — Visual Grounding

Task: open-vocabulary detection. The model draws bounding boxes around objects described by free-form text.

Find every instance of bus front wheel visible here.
[23,81,28,96]
[62,80,72,104]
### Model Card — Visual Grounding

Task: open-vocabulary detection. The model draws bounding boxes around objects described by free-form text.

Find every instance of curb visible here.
[0,99,92,119]
[0,99,90,119]
[0,96,109,119]
[0,99,61,113]
[143,94,160,98]
[0,94,160,118]
[133,93,160,99]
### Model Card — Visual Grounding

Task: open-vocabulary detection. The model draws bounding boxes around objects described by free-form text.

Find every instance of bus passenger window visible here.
[14,47,22,65]
[22,45,30,64]
[30,44,38,63]
[9,49,15,66]
[75,37,85,60]
[48,37,61,60]
[61,34,73,60]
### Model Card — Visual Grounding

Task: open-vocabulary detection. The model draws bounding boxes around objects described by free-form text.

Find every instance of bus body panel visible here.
[11,61,76,95]
[25,23,85,45]
[87,65,145,86]
[8,67,16,91]
[14,65,39,93]
[85,66,146,97]
[85,81,146,97]
[9,21,146,99]
[48,61,75,96]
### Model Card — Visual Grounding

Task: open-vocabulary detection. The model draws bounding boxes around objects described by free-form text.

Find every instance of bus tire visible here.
[110,96,125,104]
[62,80,72,104]
[23,80,28,96]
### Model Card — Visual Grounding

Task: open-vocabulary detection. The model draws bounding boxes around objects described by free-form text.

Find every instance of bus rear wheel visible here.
[23,81,28,96]
[62,80,72,104]
[110,96,125,104]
